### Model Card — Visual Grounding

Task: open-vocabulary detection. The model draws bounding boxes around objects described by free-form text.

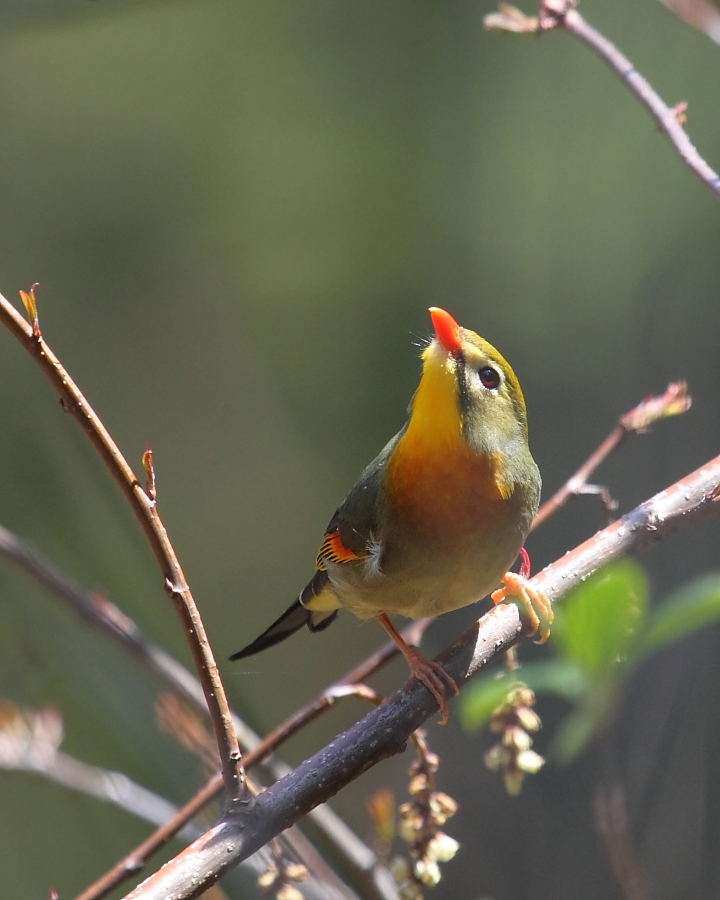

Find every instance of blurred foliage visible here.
[462,561,720,763]
[0,0,719,898]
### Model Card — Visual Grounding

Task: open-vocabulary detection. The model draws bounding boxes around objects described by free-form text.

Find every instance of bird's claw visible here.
[491,572,553,643]
[401,645,458,724]
[377,612,458,723]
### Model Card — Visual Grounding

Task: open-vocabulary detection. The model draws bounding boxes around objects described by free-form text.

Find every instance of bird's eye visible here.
[479,366,500,390]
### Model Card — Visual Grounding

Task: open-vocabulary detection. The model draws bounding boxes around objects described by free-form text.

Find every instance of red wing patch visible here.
[315,529,366,570]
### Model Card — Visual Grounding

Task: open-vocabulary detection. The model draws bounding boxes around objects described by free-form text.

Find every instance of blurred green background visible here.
[0,0,719,897]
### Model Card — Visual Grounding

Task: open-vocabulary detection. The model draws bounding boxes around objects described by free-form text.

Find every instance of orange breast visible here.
[384,337,515,547]
[384,431,511,546]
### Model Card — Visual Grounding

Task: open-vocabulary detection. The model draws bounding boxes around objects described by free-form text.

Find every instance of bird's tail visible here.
[229,597,338,661]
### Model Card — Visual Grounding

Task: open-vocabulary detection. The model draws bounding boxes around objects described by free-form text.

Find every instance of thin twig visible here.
[0,288,245,808]
[560,6,720,198]
[248,682,432,768]
[123,452,720,899]
[84,682,410,900]
[70,643,418,900]
[484,1,720,198]
[533,382,691,529]
[0,521,391,899]
[0,523,263,767]
[0,703,344,900]
[0,516,428,759]
[0,518,399,899]
[75,775,223,900]
[595,783,651,900]
[0,517,418,900]
[83,678,407,900]
[250,684,384,761]
[0,703,197,843]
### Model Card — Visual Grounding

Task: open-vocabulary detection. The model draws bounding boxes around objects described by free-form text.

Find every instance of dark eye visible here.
[479,366,500,390]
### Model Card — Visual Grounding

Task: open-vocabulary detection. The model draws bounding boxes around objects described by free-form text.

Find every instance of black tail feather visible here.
[229,599,311,660]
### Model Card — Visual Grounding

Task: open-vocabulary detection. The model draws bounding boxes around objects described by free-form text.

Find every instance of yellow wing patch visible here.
[316,529,366,570]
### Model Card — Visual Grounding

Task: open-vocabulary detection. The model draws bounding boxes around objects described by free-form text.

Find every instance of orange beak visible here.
[429,307,462,354]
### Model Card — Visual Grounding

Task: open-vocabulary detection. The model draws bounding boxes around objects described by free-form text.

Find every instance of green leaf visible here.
[551,559,648,676]
[638,574,720,657]
[459,661,587,731]
[551,680,618,764]
[519,659,589,700]
[459,672,522,730]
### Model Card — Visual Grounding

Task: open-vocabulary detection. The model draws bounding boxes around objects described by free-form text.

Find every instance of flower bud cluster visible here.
[484,683,544,795]
[390,747,460,899]
[257,852,307,900]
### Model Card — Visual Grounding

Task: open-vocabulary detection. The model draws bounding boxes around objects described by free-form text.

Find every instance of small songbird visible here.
[231,307,551,722]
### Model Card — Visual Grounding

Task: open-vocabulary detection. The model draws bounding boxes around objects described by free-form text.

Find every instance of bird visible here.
[230,307,552,722]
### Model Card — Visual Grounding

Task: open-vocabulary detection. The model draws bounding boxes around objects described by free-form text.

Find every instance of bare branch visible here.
[485,2,720,198]
[123,453,720,899]
[75,775,223,900]
[656,0,720,45]
[0,289,245,807]
[0,703,194,840]
[0,704,354,899]
[0,521,407,900]
[561,7,720,198]
[533,382,691,528]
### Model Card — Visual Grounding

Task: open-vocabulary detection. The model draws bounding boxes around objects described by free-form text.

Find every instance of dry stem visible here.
[0,290,245,808]
[0,518,399,900]
[533,382,691,529]
[485,2,720,199]
[77,655,431,900]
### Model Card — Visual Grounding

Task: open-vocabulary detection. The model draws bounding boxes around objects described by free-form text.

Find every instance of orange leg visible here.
[491,573,553,643]
[377,613,458,724]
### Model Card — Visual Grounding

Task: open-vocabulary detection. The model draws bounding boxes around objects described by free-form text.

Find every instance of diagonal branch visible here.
[0,331,692,899]
[0,289,245,808]
[533,382,691,528]
[123,452,720,899]
[73,630,430,900]
[91,378,689,897]
[0,523,265,768]
[484,1,720,199]
[560,6,720,198]
[0,521,420,900]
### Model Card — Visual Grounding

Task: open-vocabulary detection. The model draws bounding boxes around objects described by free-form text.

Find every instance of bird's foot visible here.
[404,644,459,725]
[376,612,458,724]
[491,572,553,644]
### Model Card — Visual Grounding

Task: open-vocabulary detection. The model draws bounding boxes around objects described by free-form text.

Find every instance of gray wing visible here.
[319,429,403,561]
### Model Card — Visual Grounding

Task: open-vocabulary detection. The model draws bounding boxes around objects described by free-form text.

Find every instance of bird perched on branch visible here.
[231,307,551,722]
